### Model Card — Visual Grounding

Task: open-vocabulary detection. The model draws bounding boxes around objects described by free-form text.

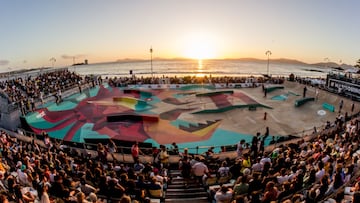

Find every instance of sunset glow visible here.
[182,34,218,60]
[0,1,360,69]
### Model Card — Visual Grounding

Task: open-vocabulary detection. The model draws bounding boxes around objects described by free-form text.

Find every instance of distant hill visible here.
[109,57,354,70]
[223,57,308,65]
[312,62,354,70]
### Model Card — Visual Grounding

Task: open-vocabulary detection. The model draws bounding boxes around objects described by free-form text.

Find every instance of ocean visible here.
[69,59,330,78]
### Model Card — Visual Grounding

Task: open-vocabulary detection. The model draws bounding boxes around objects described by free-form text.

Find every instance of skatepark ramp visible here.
[265,85,284,93]
[295,97,315,107]
[192,104,272,114]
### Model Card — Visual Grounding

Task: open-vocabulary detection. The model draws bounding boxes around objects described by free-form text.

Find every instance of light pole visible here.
[150,46,153,78]
[265,50,272,76]
[50,57,56,68]
[324,57,330,73]
[7,67,11,81]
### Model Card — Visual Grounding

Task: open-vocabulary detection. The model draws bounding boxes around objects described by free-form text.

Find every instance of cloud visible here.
[61,54,86,59]
[0,60,9,66]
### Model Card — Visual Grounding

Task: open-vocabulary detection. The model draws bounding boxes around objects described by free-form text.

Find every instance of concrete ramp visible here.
[265,85,284,93]
[192,103,272,114]
[295,97,315,107]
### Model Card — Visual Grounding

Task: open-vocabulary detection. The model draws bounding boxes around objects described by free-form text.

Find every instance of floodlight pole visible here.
[150,46,153,78]
[265,50,272,76]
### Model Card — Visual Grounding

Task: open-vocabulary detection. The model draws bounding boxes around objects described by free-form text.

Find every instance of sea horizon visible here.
[70,59,333,78]
[2,58,350,81]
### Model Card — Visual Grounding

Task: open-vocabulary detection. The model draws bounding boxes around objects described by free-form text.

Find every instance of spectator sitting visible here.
[217,161,230,177]
[233,175,249,197]
[214,185,233,203]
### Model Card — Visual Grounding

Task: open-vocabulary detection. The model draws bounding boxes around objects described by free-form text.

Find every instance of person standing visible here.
[57,88,62,102]
[131,142,142,163]
[236,139,245,158]
[303,86,307,98]
[180,157,191,188]
[351,102,355,114]
[192,160,209,186]
[159,145,169,167]
[315,89,319,101]
[40,91,44,105]
[108,139,117,161]
[339,100,344,113]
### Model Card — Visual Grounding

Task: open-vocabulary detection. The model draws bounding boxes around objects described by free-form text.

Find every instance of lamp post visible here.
[150,46,153,78]
[7,67,11,81]
[50,57,56,68]
[265,50,272,76]
[324,57,330,73]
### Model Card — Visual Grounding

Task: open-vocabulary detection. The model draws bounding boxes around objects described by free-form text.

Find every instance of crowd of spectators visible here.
[1,69,359,203]
[199,114,360,203]
[0,114,359,203]
[0,69,82,114]
[0,128,175,203]
[107,75,285,87]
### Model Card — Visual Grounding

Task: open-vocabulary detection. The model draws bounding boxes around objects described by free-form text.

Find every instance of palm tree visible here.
[355,59,360,69]
[265,50,272,76]
[50,57,56,68]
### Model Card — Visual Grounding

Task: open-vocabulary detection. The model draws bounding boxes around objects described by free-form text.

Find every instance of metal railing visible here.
[16,121,328,158]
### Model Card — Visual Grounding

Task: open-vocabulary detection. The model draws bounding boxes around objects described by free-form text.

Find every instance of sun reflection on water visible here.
[196,59,205,77]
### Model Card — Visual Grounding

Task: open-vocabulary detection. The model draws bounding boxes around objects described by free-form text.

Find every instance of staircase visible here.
[165,170,209,203]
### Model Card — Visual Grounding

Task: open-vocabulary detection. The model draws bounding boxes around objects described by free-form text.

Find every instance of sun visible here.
[182,33,217,60]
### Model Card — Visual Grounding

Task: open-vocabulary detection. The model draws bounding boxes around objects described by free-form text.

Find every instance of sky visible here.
[1,0,360,70]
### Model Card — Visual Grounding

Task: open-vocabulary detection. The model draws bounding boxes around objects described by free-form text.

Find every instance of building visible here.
[326,72,360,101]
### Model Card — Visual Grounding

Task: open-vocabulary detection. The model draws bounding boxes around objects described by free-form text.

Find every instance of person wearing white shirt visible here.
[236,139,245,158]
[39,184,51,203]
[218,161,230,177]
[260,153,272,166]
[322,154,330,164]
[315,162,325,182]
[252,157,263,172]
[214,185,233,203]
[192,160,209,185]
[277,168,289,185]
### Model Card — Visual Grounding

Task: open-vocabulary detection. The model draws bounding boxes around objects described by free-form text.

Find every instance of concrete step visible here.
[167,183,201,189]
[166,187,205,193]
[165,191,208,198]
[170,178,197,185]
[165,197,209,203]
[168,170,182,177]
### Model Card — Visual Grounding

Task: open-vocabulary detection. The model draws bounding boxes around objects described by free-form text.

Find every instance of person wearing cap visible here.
[17,164,30,187]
